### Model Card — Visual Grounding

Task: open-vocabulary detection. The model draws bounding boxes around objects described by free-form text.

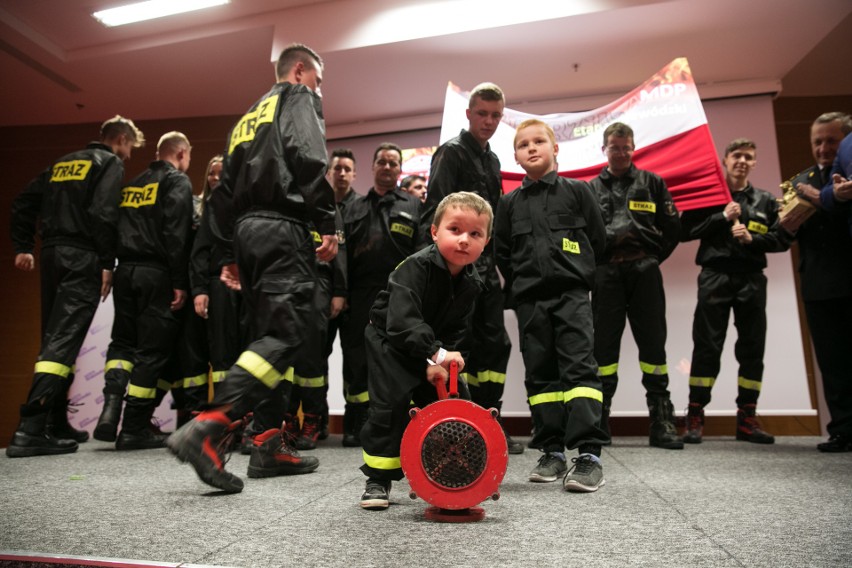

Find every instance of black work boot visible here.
[94,393,124,442]
[342,403,368,447]
[295,413,323,450]
[116,399,167,451]
[7,406,78,458]
[683,403,704,444]
[167,410,244,493]
[648,397,684,449]
[736,404,774,444]
[247,427,319,478]
[47,378,89,443]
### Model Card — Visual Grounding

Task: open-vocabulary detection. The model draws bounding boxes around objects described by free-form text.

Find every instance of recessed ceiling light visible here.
[93,0,229,27]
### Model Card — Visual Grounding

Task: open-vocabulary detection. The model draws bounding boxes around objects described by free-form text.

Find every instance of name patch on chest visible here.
[747,220,768,235]
[391,222,414,238]
[229,94,279,154]
[563,238,581,254]
[120,183,158,208]
[50,160,92,183]
[628,200,656,213]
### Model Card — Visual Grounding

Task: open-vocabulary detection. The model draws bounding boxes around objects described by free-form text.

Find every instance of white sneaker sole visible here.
[564,477,606,493]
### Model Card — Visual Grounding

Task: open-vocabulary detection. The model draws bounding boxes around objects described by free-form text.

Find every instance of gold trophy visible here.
[777,180,815,231]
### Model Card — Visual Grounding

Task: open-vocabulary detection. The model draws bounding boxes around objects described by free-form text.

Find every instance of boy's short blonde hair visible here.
[433,191,494,238]
[101,115,145,148]
[513,118,556,148]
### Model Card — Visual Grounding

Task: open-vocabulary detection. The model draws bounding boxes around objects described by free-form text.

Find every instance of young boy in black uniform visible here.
[495,119,608,492]
[359,192,491,510]
[680,138,792,444]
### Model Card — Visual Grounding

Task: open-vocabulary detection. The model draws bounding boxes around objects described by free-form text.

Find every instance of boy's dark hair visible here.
[433,191,494,238]
[469,82,505,108]
[331,147,356,164]
[814,112,852,135]
[724,138,756,157]
[101,115,145,147]
[276,43,323,80]
[372,142,403,163]
[400,174,426,190]
[602,122,634,145]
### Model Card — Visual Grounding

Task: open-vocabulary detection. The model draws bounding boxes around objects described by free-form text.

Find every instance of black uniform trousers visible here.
[593,257,671,404]
[214,214,316,424]
[26,245,101,411]
[805,298,852,438]
[515,289,607,454]
[339,284,383,406]
[360,325,444,481]
[108,262,181,432]
[206,275,250,389]
[166,302,209,414]
[688,268,767,407]
[291,273,332,416]
[464,264,512,409]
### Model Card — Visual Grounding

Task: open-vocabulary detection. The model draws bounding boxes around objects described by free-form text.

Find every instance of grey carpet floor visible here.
[1,436,850,568]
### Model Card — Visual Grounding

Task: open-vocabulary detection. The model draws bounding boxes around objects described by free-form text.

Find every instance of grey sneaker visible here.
[563,454,605,492]
[529,452,568,482]
[360,479,391,510]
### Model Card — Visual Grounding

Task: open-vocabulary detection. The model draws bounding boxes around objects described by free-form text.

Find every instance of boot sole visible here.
[6,444,78,458]
[650,441,685,449]
[247,462,319,478]
[736,434,775,444]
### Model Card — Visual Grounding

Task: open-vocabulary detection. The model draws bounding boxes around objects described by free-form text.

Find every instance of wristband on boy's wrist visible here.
[436,348,447,364]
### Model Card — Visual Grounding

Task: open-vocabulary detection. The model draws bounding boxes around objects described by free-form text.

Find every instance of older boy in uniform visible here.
[167,43,337,493]
[495,120,608,492]
[680,139,792,444]
[589,122,682,449]
[360,192,490,510]
[420,82,522,454]
[8,116,144,458]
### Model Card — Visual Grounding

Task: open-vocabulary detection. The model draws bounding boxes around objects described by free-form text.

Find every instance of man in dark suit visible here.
[784,112,852,452]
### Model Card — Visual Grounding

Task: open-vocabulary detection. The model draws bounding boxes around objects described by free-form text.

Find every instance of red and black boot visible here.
[295,413,322,450]
[683,403,704,444]
[736,404,774,444]
[247,427,319,478]
[166,411,244,493]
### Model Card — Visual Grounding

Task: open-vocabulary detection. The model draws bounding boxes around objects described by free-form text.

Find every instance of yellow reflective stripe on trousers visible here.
[738,376,762,392]
[639,361,668,375]
[597,363,618,376]
[34,361,72,378]
[564,386,603,403]
[345,391,370,403]
[528,391,564,406]
[295,374,326,388]
[128,384,157,399]
[105,359,134,373]
[476,370,506,385]
[362,450,401,471]
[236,351,285,389]
[182,373,208,389]
[461,372,477,386]
[689,376,716,388]
[157,379,172,392]
[211,371,227,383]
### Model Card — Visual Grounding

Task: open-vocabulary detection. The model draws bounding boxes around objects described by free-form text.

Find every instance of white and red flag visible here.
[439,58,729,211]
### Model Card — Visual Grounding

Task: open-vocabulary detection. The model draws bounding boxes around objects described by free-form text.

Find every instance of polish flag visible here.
[439,58,729,211]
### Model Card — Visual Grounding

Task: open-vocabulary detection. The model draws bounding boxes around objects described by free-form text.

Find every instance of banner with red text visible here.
[440,58,729,210]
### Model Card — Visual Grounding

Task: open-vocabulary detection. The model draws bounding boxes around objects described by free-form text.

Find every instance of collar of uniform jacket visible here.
[519,169,559,191]
[459,129,492,157]
[598,163,637,182]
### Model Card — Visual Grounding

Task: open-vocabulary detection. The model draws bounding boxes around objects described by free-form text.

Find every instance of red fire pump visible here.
[400,361,508,522]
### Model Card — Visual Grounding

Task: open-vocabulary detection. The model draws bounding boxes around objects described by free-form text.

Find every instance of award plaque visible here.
[777,181,816,231]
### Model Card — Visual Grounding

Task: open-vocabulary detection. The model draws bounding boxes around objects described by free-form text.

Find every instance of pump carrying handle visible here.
[434,360,459,400]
